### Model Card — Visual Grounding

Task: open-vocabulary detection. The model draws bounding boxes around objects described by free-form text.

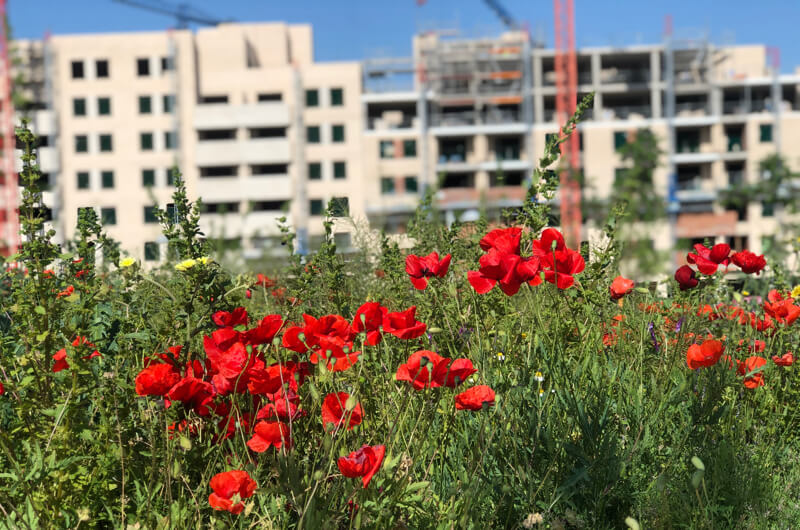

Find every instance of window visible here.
[381,177,395,195]
[305,89,319,107]
[142,169,155,187]
[160,56,173,72]
[308,162,322,180]
[759,124,773,143]
[403,140,417,157]
[330,88,343,106]
[200,95,228,104]
[762,201,775,217]
[138,95,152,114]
[144,242,159,261]
[199,166,237,177]
[140,132,154,151]
[249,127,286,138]
[73,98,86,116]
[166,168,175,186]
[404,176,418,193]
[202,202,240,214]
[101,170,114,189]
[307,126,320,143]
[98,97,111,116]
[333,161,346,180]
[309,199,323,216]
[164,131,177,150]
[137,57,150,77]
[165,203,177,225]
[71,60,84,79]
[95,59,109,78]
[614,168,628,184]
[75,135,88,153]
[100,207,116,225]
[250,200,286,212]
[144,206,159,223]
[258,92,282,102]
[198,129,236,140]
[250,164,288,176]
[330,197,350,217]
[77,171,90,190]
[380,140,394,159]
[332,125,345,143]
[163,94,175,113]
[614,131,627,150]
[99,134,113,152]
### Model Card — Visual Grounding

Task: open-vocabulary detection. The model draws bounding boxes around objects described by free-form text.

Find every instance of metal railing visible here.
[367,116,415,130]
[599,69,650,84]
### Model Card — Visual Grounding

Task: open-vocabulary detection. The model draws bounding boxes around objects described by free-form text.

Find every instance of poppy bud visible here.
[419,356,429,367]
[246,289,252,299]
[297,332,305,342]
[345,395,357,411]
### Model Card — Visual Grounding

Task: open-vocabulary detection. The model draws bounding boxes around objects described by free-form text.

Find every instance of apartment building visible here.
[11,23,364,261]
[7,22,800,262]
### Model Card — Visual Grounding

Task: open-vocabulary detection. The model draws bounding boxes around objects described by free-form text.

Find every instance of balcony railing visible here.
[727,171,744,186]
[603,105,652,119]
[723,101,748,115]
[600,69,650,84]
[675,102,709,115]
[367,116,416,130]
[677,177,703,191]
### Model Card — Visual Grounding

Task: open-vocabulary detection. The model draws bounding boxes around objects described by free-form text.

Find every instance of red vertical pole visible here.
[554,0,580,247]
[0,0,18,256]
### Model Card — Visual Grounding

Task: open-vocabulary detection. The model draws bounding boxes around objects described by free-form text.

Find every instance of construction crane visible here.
[482,0,521,31]
[553,0,580,248]
[111,0,226,28]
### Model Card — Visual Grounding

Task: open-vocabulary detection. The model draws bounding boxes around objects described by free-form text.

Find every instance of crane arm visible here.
[112,0,225,26]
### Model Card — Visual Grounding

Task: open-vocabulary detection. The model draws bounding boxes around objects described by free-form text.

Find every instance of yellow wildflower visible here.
[198,256,211,265]
[791,285,800,298]
[175,258,197,271]
[742,290,750,296]
[119,257,136,268]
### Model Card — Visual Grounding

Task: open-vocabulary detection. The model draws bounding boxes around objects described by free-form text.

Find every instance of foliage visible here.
[1,114,800,530]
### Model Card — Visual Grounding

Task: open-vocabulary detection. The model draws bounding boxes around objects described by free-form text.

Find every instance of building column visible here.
[650,50,662,118]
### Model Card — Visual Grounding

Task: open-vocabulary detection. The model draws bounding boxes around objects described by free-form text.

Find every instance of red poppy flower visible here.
[383,306,427,340]
[686,243,731,275]
[208,470,257,514]
[52,349,70,373]
[479,227,522,254]
[247,420,292,452]
[731,250,766,275]
[254,273,276,288]
[321,392,363,431]
[352,302,387,346]
[396,350,450,390]
[256,388,305,422]
[212,307,248,328]
[167,376,216,416]
[609,276,635,300]
[405,252,452,290]
[737,356,767,388]
[135,363,181,396]
[243,314,284,345]
[686,339,724,370]
[530,229,584,289]
[0,381,4,395]
[247,362,294,395]
[763,298,800,326]
[438,358,477,388]
[455,385,496,410]
[56,285,74,298]
[468,250,541,296]
[773,352,794,366]
[337,444,386,488]
[282,314,354,353]
[674,265,698,290]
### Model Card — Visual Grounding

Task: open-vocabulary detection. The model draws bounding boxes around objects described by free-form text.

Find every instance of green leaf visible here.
[34,306,46,315]
[691,456,705,471]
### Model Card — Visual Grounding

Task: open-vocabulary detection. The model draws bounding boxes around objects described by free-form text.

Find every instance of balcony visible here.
[194,138,290,166]
[601,105,652,120]
[723,101,748,115]
[197,175,292,203]
[193,103,289,129]
[367,115,416,130]
[674,102,709,117]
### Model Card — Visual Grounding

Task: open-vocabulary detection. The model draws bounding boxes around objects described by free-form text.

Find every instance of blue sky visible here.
[10,0,800,72]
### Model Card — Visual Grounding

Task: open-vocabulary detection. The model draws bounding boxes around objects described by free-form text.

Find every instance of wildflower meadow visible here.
[1,111,800,529]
